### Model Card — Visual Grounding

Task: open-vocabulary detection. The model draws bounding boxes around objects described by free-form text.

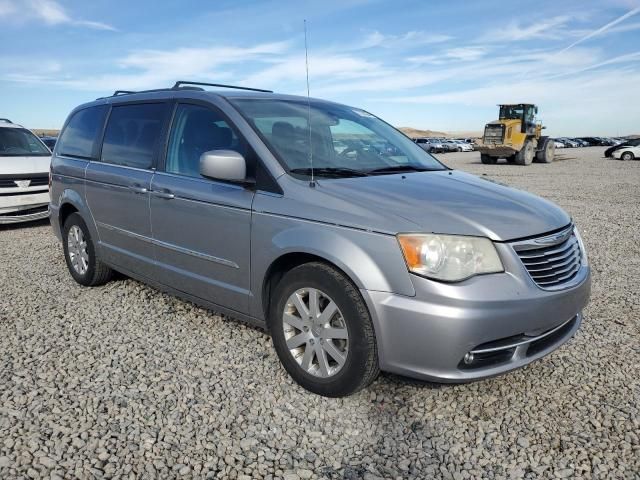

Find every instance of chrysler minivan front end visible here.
[364,224,590,382]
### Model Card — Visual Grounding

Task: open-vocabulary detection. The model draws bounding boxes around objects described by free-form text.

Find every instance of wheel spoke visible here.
[283,313,306,332]
[308,289,320,318]
[286,332,308,349]
[315,301,338,325]
[291,292,309,318]
[315,344,330,377]
[323,327,348,340]
[322,340,346,366]
[300,344,314,371]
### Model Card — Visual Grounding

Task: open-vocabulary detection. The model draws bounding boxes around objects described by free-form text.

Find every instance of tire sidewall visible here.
[62,213,98,286]
[270,264,374,397]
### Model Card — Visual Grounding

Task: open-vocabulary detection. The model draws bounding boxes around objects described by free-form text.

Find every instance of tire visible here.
[480,154,497,164]
[515,139,535,165]
[621,151,635,161]
[62,213,113,286]
[535,136,555,163]
[269,262,379,397]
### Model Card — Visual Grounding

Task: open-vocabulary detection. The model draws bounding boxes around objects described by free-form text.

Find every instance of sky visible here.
[0,0,639,136]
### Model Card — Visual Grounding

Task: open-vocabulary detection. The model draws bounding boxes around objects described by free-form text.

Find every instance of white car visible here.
[612,146,639,161]
[554,140,566,148]
[452,139,474,152]
[0,118,51,223]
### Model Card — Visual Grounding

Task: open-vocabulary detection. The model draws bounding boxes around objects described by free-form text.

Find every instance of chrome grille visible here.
[0,175,49,188]
[512,226,582,289]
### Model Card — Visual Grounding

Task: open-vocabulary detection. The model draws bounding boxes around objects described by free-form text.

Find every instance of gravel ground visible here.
[1,146,638,479]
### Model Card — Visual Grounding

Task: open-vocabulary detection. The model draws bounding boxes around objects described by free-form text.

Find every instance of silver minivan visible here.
[49,82,591,397]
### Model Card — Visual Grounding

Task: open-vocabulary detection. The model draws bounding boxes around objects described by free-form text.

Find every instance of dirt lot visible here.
[1,147,638,479]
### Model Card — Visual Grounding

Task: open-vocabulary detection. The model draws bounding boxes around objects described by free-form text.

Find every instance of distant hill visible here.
[32,129,60,137]
[398,127,481,139]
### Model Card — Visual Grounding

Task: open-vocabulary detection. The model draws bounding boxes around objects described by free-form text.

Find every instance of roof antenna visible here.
[304,19,315,188]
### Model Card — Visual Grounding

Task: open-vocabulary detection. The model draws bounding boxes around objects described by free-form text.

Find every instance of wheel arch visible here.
[57,189,99,240]
[254,227,416,326]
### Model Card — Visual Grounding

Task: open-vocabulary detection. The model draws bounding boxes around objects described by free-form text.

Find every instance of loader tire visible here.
[480,154,497,164]
[535,136,555,163]
[515,140,535,165]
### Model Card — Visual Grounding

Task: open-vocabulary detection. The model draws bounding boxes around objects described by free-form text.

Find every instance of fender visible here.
[56,187,100,242]
[249,215,416,319]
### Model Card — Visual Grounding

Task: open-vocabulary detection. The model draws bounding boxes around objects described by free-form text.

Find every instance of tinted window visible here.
[166,103,250,178]
[57,105,107,159]
[101,103,168,169]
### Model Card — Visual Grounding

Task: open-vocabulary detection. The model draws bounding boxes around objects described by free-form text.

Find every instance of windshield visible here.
[231,98,445,177]
[0,128,50,156]
[499,105,524,120]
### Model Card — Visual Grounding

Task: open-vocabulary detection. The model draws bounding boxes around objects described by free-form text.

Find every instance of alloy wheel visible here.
[67,225,89,275]
[282,288,349,378]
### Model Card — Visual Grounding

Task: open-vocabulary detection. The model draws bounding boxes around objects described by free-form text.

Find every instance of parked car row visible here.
[414,137,475,153]
[552,136,628,148]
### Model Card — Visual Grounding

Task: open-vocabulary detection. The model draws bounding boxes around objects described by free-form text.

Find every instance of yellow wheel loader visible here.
[477,104,554,165]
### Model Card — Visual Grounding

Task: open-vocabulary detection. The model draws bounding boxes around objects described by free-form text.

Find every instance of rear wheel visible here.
[621,151,635,161]
[535,136,555,163]
[480,154,497,164]
[63,213,113,286]
[269,262,379,397]
[515,139,535,165]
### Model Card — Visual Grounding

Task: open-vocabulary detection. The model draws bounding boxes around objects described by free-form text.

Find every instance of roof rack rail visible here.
[0,118,13,123]
[172,81,272,93]
[113,90,136,96]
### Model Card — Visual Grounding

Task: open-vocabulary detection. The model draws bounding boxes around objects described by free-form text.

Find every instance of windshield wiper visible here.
[366,165,434,175]
[289,167,369,178]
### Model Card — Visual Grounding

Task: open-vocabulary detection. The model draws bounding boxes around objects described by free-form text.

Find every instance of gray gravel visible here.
[1,146,638,479]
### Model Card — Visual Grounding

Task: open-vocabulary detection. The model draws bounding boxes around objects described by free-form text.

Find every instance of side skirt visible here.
[104,261,268,332]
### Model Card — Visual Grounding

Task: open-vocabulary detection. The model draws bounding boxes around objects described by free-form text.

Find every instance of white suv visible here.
[0,118,51,223]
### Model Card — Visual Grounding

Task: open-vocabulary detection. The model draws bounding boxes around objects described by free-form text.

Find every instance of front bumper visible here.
[0,191,50,224]
[362,258,591,382]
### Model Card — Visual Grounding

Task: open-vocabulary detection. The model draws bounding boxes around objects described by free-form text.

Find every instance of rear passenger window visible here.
[57,105,107,159]
[166,104,250,178]
[101,103,168,169]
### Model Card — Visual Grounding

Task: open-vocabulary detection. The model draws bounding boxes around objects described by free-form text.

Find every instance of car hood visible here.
[0,155,51,175]
[309,170,571,241]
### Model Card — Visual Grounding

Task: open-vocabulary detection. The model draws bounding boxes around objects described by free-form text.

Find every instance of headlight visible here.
[397,233,504,282]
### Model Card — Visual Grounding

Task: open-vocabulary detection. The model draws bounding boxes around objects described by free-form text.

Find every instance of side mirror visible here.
[199,150,248,183]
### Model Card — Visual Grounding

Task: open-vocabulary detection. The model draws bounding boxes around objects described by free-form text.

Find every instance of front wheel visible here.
[515,140,535,165]
[270,262,379,397]
[480,153,497,164]
[62,213,113,286]
[621,151,635,161]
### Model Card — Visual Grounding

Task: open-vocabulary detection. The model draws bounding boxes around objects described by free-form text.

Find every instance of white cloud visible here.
[481,15,573,42]
[356,30,452,49]
[3,41,292,91]
[556,6,640,54]
[0,0,116,30]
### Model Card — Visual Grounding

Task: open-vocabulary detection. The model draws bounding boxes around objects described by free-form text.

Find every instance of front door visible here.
[150,102,255,313]
[85,102,170,278]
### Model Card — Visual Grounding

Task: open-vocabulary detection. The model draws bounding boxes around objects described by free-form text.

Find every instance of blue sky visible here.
[1,0,639,136]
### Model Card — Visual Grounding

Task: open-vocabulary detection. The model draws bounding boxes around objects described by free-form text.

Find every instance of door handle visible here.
[129,185,148,194]
[151,190,175,200]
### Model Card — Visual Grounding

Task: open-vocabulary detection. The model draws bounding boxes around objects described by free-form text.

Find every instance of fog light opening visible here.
[463,352,474,365]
